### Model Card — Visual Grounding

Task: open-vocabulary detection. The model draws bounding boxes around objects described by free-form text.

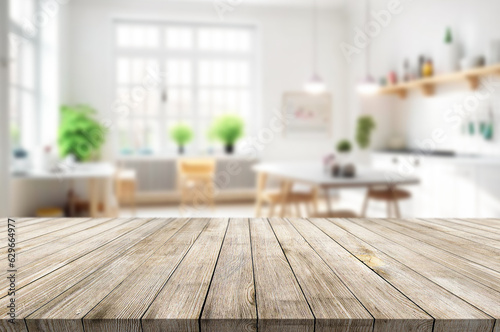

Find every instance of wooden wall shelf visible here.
[377,64,500,98]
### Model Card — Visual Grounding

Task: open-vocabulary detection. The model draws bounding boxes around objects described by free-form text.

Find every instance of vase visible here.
[178,146,185,154]
[225,144,234,154]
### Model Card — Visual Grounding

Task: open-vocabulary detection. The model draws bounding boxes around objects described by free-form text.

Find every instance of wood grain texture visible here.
[201,218,257,332]
[458,218,500,230]
[84,218,210,332]
[25,218,188,332]
[309,218,495,332]
[326,218,500,331]
[377,218,500,272]
[142,218,229,331]
[0,218,498,332]
[0,218,160,332]
[355,218,500,293]
[0,218,143,289]
[249,218,314,332]
[269,218,373,332]
[287,218,433,332]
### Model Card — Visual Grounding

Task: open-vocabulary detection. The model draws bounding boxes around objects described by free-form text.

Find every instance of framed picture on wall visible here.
[282,92,332,137]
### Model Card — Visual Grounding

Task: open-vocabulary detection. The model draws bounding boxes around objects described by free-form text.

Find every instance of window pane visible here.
[131,120,159,154]
[166,59,191,86]
[198,60,250,87]
[21,91,36,147]
[128,58,159,84]
[198,28,252,52]
[116,58,130,84]
[9,0,35,26]
[21,40,35,90]
[166,88,192,116]
[117,121,133,154]
[116,24,160,48]
[165,27,193,49]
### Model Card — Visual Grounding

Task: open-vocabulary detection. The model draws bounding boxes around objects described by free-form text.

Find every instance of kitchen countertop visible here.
[374,149,500,165]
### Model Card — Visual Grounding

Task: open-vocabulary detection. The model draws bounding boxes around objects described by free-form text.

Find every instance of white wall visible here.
[62,0,350,162]
[346,0,500,155]
[0,0,10,217]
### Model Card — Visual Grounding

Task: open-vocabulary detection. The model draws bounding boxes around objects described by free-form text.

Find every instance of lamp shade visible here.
[357,75,379,95]
[304,73,326,94]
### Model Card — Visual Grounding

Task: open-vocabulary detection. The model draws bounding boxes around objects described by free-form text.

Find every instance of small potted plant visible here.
[209,114,244,154]
[356,115,376,149]
[58,105,107,162]
[169,123,194,154]
[336,139,352,154]
[334,139,354,177]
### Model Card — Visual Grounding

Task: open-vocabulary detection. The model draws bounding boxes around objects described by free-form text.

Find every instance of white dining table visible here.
[253,161,420,217]
[12,162,117,217]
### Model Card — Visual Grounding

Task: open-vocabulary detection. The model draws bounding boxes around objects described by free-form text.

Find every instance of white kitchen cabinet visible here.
[476,165,500,217]
[372,153,495,218]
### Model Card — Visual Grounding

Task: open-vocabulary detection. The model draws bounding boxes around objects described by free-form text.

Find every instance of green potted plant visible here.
[209,114,244,154]
[169,123,194,154]
[58,105,107,162]
[336,139,352,154]
[356,115,376,149]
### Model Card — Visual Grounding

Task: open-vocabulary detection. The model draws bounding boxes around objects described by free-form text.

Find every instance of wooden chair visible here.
[256,178,319,218]
[177,158,216,211]
[361,186,411,218]
[115,168,137,216]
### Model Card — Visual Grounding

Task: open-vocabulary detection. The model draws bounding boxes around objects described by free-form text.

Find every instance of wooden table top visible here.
[1,217,499,332]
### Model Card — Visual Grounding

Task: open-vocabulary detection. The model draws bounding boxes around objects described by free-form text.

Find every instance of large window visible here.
[113,20,256,155]
[8,0,39,149]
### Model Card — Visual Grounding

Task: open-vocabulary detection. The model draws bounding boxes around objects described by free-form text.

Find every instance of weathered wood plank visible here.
[325,218,500,332]
[201,218,257,332]
[0,218,109,252]
[355,218,500,293]
[0,218,162,332]
[142,218,229,331]
[25,218,189,332]
[376,218,500,272]
[249,218,314,332]
[269,218,373,332]
[458,218,500,230]
[444,218,500,234]
[418,218,500,246]
[308,218,495,332]
[0,218,140,287]
[287,218,433,332]
[84,218,210,332]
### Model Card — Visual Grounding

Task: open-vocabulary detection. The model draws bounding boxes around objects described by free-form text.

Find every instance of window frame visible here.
[112,19,258,156]
[8,0,41,149]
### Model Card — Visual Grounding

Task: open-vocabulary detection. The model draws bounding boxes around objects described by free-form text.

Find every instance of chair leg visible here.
[386,200,393,218]
[130,183,136,217]
[305,202,311,217]
[312,187,319,216]
[295,203,301,217]
[361,192,370,217]
[393,200,401,218]
[269,203,276,217]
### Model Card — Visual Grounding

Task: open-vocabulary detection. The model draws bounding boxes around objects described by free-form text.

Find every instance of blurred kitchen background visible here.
[1,0,500,219]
